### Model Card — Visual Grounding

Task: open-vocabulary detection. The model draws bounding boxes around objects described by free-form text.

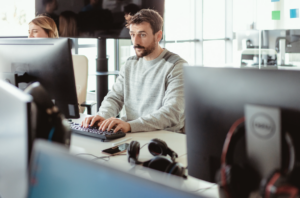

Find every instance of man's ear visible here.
[156,30,163,42]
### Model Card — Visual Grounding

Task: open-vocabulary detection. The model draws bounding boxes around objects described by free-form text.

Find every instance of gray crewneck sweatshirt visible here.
[98,49,187,132]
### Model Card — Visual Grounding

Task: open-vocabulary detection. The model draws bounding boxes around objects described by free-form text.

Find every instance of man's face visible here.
[129,22,157,58]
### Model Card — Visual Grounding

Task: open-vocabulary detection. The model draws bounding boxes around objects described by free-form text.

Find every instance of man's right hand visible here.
[81,115,106,128]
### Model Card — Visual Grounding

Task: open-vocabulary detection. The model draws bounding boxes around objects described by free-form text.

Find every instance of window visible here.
[203,40,226,66]
[77,39,116,92]
[164,0,197,65]
[0,0,35,37]
[203,0,225,39]
[164,0,231,66]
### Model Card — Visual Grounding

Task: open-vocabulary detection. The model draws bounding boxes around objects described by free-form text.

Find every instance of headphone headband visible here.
[221,118,296,175]
[284,132,295,175]
[220,117,298,198]
[148,138,178,161]
[221,117,245,167]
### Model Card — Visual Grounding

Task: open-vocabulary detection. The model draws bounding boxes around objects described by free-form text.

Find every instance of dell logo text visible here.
[251,113,275,139]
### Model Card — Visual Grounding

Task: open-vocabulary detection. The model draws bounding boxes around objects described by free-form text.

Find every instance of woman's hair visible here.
[59,11,78,37]
[29,15,59,38]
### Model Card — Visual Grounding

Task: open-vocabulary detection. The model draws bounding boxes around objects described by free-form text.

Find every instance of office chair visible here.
[72,55,96,115]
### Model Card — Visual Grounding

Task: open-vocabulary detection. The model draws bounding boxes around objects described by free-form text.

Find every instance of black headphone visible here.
[216,117,260,198]
[127,138,187,178]
[260,132,299,198]
[217,117,299,198]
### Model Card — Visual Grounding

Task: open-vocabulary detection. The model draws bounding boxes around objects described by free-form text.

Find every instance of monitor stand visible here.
[0,72,33,88]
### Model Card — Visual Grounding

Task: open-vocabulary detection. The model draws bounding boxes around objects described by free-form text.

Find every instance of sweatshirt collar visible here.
[141,49,168,66]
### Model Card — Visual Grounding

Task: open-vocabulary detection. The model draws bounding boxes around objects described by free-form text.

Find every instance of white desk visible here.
[70,115,220,198]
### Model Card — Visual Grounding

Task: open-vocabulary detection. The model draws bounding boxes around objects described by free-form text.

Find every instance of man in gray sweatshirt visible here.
[82,9,187,133]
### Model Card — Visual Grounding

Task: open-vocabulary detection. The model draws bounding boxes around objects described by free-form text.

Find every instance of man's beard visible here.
[134,38,156,58]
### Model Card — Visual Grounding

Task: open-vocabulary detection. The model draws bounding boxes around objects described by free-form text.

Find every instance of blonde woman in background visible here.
[28,15,59,38]
[59,11,78,37]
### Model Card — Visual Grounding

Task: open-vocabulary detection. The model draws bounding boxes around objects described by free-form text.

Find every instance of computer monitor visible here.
[0,80,32,198]
[28,140,208,198]
[34,0,165,39]
[184,67,300,182]
[0,38,79,118]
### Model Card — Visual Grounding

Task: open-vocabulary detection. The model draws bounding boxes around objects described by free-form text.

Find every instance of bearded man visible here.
[82,9,187,133]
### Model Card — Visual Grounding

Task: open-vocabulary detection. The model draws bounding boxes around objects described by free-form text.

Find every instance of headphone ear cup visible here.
[148,139,168,156]
[228,164,260,197]
[127,141,140,164]
[165,162,185,177]
[146,156,173,172]
[151,138,168,148]
[221,164,260,198]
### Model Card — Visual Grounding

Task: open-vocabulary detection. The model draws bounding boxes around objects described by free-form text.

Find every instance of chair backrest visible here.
[72,55,88,113]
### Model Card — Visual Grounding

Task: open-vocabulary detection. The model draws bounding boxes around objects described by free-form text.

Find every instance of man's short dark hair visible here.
[126,9,163,35]
[124,4,140,16]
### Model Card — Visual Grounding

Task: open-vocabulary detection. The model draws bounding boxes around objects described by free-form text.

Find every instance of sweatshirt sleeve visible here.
[98,65,125,119]
[127,60,185,132]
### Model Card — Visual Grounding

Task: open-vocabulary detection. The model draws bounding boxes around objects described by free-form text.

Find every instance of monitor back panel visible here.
[184,67,300,182]
[0,38,79,118]
[0,80,32,198]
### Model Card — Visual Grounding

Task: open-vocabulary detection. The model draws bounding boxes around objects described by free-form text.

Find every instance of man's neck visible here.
[143,45,164,61]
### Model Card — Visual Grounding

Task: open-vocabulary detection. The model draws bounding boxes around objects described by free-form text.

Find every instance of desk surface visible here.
[70,114,220,198]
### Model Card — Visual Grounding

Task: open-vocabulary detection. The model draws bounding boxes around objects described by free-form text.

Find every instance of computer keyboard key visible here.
[70,123,126,141]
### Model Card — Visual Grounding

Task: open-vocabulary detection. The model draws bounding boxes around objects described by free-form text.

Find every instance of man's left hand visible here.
[99,117,131,133]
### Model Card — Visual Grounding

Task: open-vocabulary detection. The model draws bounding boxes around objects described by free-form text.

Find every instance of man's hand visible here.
[99,117,131,133]
[81,115,106,128]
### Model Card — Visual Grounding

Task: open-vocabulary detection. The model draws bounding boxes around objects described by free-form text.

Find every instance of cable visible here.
[93,156,110,161]
[76,153,127,161]
[94,157,110,161]
[140,143,149,150]
[76,153,110,161]
[76,153,99,157]
[178,153,187,158]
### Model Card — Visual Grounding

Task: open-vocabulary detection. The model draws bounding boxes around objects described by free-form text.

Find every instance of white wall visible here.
[257,0,300,30]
